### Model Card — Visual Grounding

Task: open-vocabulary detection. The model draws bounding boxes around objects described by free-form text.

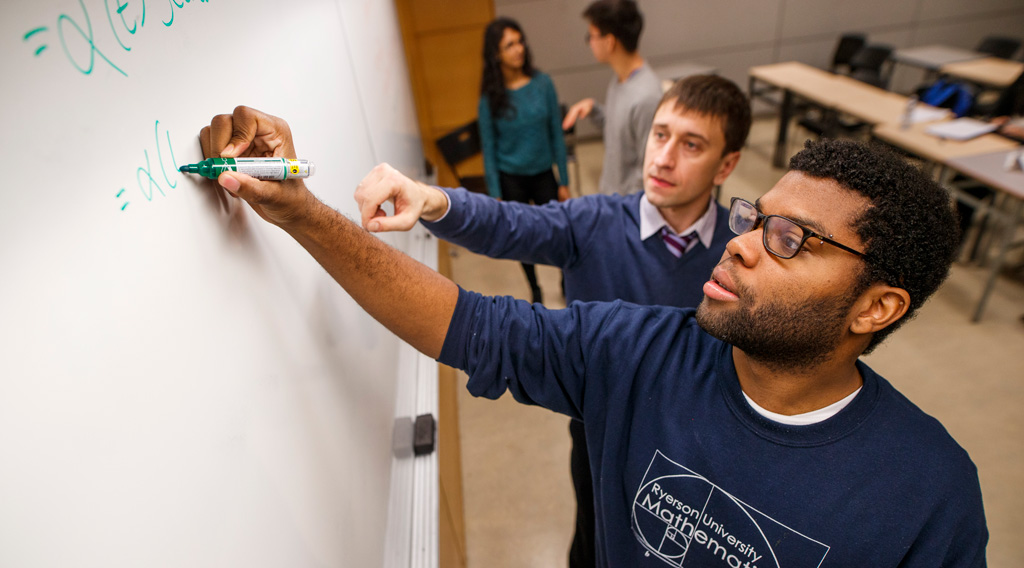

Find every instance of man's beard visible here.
[696,280,862,371]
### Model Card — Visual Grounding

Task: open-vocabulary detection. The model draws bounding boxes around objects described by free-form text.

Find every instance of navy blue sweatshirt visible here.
[440,290,988,567]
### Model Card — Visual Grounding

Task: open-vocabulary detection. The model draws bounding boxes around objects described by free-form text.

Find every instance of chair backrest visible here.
[975,36,1021,60]
[849,44,892,72]
[830,33,867,73]
[435,120,482,170]
[849,44,893,88]
[435,120,489,194]
[991,70,1024,117]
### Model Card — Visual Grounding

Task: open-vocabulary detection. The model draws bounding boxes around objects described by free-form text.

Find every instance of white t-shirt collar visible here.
[743,387,863,426]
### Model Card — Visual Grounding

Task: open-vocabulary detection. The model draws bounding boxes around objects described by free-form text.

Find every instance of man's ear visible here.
[606,35,619,54]
[850,283,911,336]
[713,151,741,186]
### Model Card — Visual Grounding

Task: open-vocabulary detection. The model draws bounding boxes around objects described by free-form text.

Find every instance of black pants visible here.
[569,419,595,568]
[498,170,560,302]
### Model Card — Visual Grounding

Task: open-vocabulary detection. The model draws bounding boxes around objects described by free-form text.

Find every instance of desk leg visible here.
[820,108,840,139]
[968,188,998,266]
[973,198,1024,322]
[773,89,793,169]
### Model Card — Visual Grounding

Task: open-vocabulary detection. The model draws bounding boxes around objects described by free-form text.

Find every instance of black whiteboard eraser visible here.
[413,413,436,456]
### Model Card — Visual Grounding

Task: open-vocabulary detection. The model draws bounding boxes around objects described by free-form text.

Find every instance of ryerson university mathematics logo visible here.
[632,451,830,567]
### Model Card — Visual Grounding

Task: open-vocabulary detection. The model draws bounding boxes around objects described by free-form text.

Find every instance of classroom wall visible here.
[495,0,1024,123]
[397,0,494,188]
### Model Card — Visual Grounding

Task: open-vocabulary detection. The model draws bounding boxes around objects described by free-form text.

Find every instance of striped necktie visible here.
[660,226,696,258]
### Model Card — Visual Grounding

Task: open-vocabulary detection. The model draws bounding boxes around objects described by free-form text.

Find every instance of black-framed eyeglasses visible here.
[728,197,867,260]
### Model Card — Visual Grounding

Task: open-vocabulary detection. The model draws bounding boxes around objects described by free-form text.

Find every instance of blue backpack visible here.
[921,79,974,117]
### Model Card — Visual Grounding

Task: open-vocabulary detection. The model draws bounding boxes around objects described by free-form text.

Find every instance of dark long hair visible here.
[480,18,536,119]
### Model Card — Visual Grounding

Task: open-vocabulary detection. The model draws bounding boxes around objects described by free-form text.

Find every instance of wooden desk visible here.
[749,62,942,168]
[873,122,1018,163]
[941,57,1024,88]
[947,150,1024,200]
[829,76,913,124]
[891,45,985,71]
[873,123,1022,321]
[947,150,1024,321]
[749,61,839,98]
[749,62,848,168]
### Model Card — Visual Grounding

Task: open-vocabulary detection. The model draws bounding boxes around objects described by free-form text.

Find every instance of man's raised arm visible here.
[199,106,457,359]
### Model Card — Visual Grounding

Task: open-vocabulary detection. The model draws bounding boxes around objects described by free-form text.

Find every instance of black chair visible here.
[848,44,894,89]
[788,34,869,144]
[797,43,894,139]
[975,36,1021,60]
[749,33,866,110]
[435,120,488,194]
[990,70,1024,119]
[829,33,867,74]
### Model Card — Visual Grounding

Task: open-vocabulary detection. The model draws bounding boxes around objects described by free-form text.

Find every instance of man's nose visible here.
[652,143,674,168]
[724,227,764,268]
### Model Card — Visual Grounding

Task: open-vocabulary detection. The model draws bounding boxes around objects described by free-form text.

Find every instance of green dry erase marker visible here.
[178,157,316,180]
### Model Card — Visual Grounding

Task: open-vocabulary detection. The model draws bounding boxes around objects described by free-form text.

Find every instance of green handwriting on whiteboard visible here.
[23,0,211,78]
[117,120,179,211]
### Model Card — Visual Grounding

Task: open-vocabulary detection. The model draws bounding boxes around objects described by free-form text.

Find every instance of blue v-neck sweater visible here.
[424,188,730,306]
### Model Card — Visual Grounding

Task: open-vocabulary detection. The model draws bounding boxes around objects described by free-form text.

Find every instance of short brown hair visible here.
[659,75,751,155]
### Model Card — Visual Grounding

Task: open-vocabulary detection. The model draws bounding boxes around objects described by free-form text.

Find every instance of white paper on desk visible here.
[926,118,999,140]
[909,106,950,124]
[1004,149,1024,171]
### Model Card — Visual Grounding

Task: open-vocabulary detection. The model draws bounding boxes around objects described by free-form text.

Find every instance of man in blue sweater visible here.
[366,74,745,568]
[367,74,750,568]
[199,108,987,566]
[415,74,748,306]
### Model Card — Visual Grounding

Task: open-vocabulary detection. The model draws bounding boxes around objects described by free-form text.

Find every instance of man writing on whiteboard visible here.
[197,106,987,566]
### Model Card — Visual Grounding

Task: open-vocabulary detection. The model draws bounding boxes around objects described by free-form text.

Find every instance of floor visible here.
[447,117,1024,567]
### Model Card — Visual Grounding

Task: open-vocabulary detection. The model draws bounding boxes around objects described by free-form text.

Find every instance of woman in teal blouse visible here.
[479,17,569,304]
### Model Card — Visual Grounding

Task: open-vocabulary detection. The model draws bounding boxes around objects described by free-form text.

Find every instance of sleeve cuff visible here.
[423,187,453,224]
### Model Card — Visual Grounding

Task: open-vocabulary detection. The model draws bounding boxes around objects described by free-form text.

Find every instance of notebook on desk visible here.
[925,118,999,140]
[907,106,951,124]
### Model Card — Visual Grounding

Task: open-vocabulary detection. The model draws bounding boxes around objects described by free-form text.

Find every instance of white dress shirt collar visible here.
[639,192,718,252]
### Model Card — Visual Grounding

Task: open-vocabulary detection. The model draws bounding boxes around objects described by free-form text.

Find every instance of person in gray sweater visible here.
[562,0,663,197]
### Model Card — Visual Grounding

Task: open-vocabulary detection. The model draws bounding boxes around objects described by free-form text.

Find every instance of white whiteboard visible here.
[0,1,434,566]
